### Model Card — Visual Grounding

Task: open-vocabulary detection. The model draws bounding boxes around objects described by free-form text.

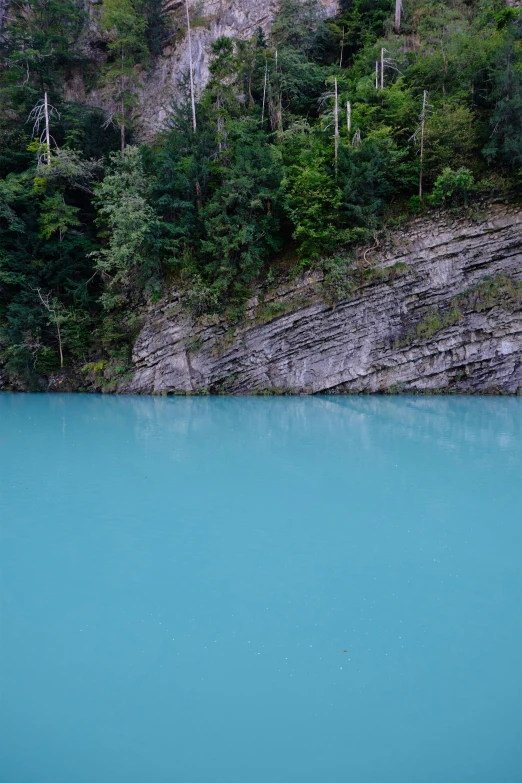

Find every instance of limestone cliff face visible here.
[138,0,338,138]
[122,203,522,395]
[62,0,338,139]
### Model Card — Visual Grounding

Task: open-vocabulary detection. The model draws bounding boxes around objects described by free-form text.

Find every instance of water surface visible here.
[1,394,521,783]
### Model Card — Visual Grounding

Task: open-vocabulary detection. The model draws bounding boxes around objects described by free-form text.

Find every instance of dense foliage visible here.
[1,0,522,385]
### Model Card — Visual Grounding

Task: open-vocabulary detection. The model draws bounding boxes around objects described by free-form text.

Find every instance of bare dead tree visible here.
[44,92,51,163]
[267,80,280,132]
[347,101,351,133]
[409,90,432,198]
[380,48,402,89]
[261,57,268,124]
[28,92,60,165]
[216,97,225,155]
[35,289,64,368]
[185,0,197,132]
[318,83,339,161]
[339,27,345,68]
[120,51,126,153]
[375,60,379,89]
[418,90,429,198]
[274,49,283,133]
[334,78,339,172]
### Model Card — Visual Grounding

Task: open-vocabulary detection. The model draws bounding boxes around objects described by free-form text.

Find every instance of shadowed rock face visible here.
[123,203,522,395]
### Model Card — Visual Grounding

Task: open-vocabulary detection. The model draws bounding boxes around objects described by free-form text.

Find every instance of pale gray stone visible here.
[122,204,522,395]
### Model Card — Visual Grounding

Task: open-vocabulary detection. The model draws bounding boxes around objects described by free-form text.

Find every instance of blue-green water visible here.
[1,394,521,783]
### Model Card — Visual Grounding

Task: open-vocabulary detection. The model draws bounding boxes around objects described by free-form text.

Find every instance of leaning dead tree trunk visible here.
[120,108,125,153]
[261,57,268,124]
[120,50,126,153]
[215,91,224,155]
[334,78,339,172]
[120,98,125,153]
[418,90,428,198]
[395,0,402,33]
[44,92,51,164]
[409,90,431,199]
[185,0,197,132]
[273,50,283,133]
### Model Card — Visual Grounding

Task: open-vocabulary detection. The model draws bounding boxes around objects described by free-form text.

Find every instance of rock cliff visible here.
[138,0,338,137]
[122,203,522,395]
[58,0,338,139]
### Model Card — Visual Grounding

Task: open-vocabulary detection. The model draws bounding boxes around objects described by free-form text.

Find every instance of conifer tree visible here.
[100,0,149,152]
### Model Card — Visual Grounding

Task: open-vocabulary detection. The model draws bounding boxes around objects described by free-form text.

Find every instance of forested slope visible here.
[1,0,521,389]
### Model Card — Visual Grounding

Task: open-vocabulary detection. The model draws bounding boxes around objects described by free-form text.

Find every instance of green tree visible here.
[203,37,240,157]
[0,161,99,383]
[100,0,150,151]
[0,0,87,176]
[91,146,161,313]
[430,167,474,206]
[0,0,84,106]
[282,127,348,259]
[483,37,522,168]
[38,193,80,240]
[423,104,477,184]
[199,118,283,300]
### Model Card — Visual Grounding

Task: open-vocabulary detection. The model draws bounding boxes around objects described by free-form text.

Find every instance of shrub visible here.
[430,167,475,207]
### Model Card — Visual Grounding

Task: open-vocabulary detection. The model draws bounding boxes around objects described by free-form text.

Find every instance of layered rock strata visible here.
[123,203,522,395]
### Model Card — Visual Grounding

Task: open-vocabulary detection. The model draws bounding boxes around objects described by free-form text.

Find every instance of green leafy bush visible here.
[430,167,475,206]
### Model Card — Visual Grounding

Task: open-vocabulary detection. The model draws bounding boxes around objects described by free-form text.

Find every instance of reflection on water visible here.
[1,394,521,783]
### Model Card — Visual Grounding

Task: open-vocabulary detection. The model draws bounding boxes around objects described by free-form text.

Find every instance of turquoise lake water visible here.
[1,394,521,783]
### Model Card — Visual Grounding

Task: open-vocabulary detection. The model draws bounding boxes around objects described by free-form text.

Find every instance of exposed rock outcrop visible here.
[122,203,522,395]
[138,0,338,138]
[58,0,338,138]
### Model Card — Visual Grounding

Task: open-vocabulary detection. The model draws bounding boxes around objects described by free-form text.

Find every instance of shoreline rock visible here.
[121,204,522,395]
